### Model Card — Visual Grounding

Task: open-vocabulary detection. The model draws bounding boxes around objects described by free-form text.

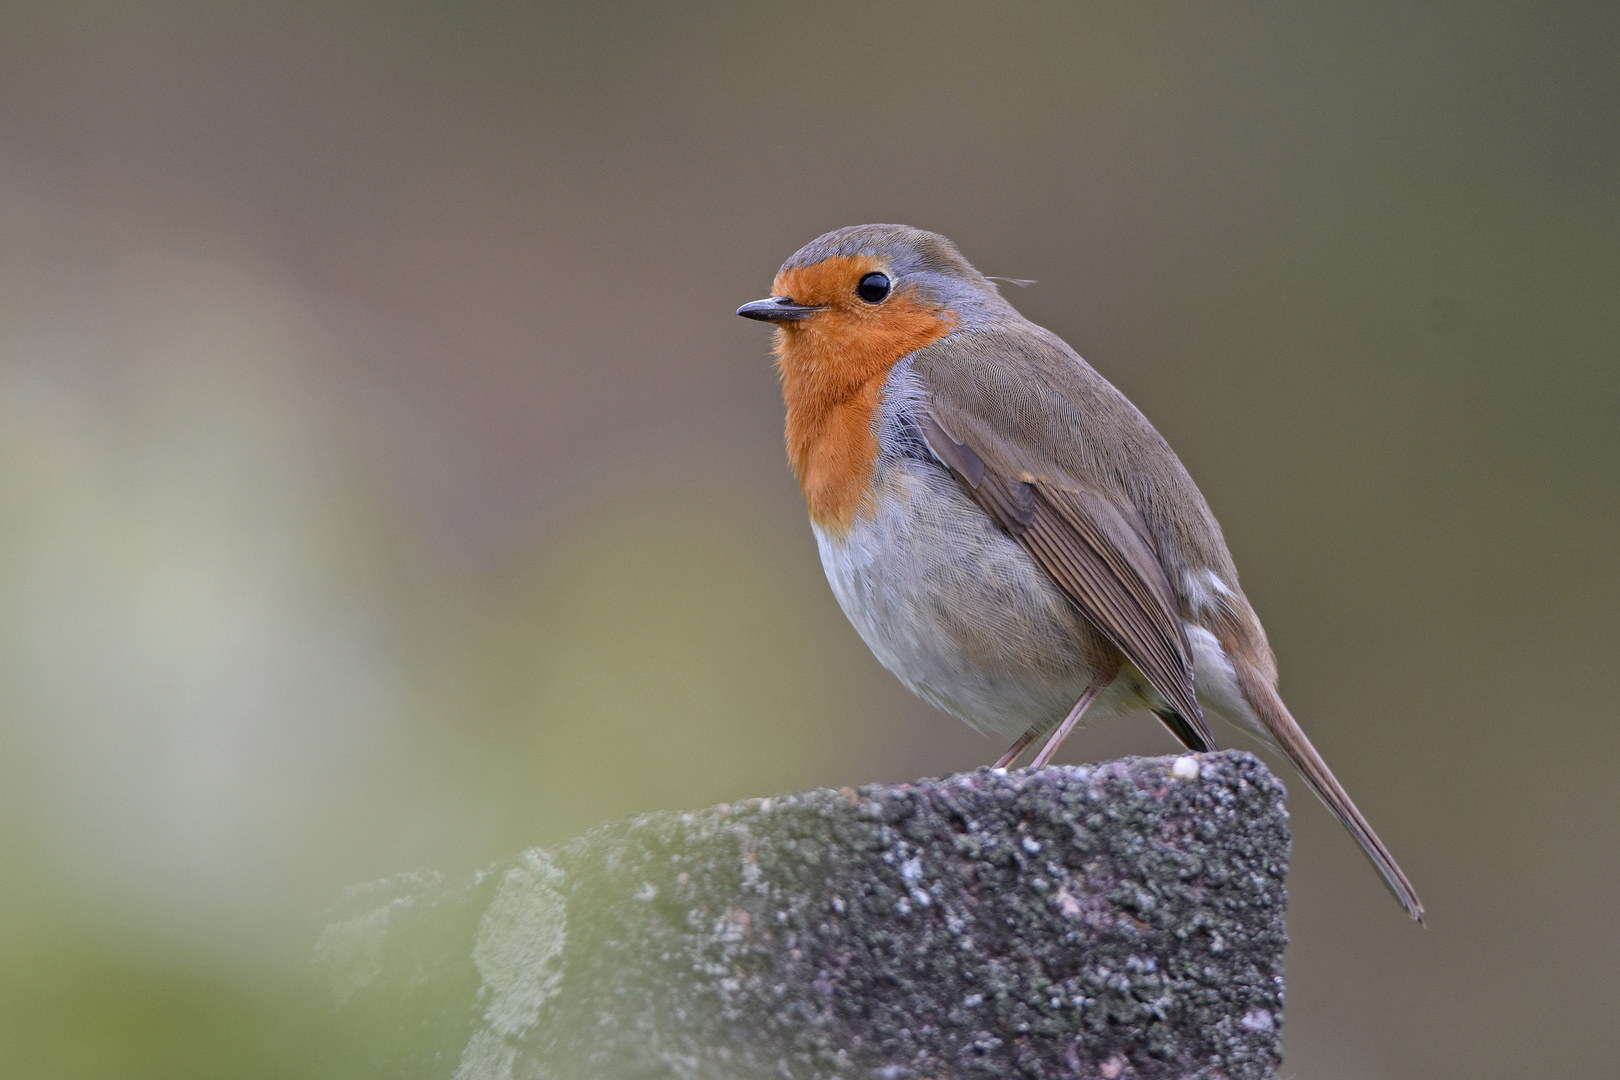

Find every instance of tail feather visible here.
[1230,653,1425,923]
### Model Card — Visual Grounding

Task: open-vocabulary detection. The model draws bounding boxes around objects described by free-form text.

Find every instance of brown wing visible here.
[918,412,1217,752]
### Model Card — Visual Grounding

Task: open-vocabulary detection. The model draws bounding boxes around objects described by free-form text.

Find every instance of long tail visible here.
[1230,653,1425,923]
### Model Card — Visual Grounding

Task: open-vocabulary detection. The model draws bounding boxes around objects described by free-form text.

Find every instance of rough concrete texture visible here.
[316,751,1289,1080]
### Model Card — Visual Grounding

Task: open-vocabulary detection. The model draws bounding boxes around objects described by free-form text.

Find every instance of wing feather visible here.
[917,409,1216,751]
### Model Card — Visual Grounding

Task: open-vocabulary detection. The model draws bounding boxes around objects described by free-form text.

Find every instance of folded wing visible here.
[917,411,1215,751]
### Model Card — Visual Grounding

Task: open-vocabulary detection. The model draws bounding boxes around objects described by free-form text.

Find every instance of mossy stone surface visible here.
[319,751,1288,1080]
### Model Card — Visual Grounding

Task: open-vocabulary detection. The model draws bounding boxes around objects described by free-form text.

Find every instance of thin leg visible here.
[1029,667,1117,769]
[993,727,1040,769]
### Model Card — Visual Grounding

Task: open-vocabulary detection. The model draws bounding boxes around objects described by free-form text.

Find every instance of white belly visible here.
[812,457,1143,738]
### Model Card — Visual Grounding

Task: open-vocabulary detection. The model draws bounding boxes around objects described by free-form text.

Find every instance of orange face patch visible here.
[771,255,956,533]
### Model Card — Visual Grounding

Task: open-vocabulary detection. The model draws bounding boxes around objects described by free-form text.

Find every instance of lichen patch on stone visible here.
[471,848,567,1038]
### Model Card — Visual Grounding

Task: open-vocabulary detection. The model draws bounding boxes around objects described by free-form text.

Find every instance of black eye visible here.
[856,271,891,304]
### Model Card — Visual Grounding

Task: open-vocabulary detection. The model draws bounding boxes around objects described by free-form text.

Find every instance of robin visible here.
[738,224,1423,921]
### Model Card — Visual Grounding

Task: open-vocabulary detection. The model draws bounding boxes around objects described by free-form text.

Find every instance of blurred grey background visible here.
[0,2,1615,1076]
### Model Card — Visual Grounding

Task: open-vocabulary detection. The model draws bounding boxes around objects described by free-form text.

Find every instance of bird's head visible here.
[737,225,1014,395]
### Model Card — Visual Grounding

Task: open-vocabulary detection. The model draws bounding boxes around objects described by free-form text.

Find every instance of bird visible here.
[737,224,1424,922]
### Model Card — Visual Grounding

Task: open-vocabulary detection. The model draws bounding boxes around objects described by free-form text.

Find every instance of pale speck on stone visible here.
[1022,837,1043,854]
[1173,755,1200,779]
[715,908,750,943]
[901,856,923,883]
[1241,1008,1275,1033]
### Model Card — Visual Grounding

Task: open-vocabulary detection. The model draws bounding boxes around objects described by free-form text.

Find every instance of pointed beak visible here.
[736,296,823,322]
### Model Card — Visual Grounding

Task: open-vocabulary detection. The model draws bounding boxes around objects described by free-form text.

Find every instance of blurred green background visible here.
[1,2,1615,1076]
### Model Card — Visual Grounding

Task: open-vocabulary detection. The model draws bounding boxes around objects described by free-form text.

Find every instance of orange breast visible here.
[772,256,956,533]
